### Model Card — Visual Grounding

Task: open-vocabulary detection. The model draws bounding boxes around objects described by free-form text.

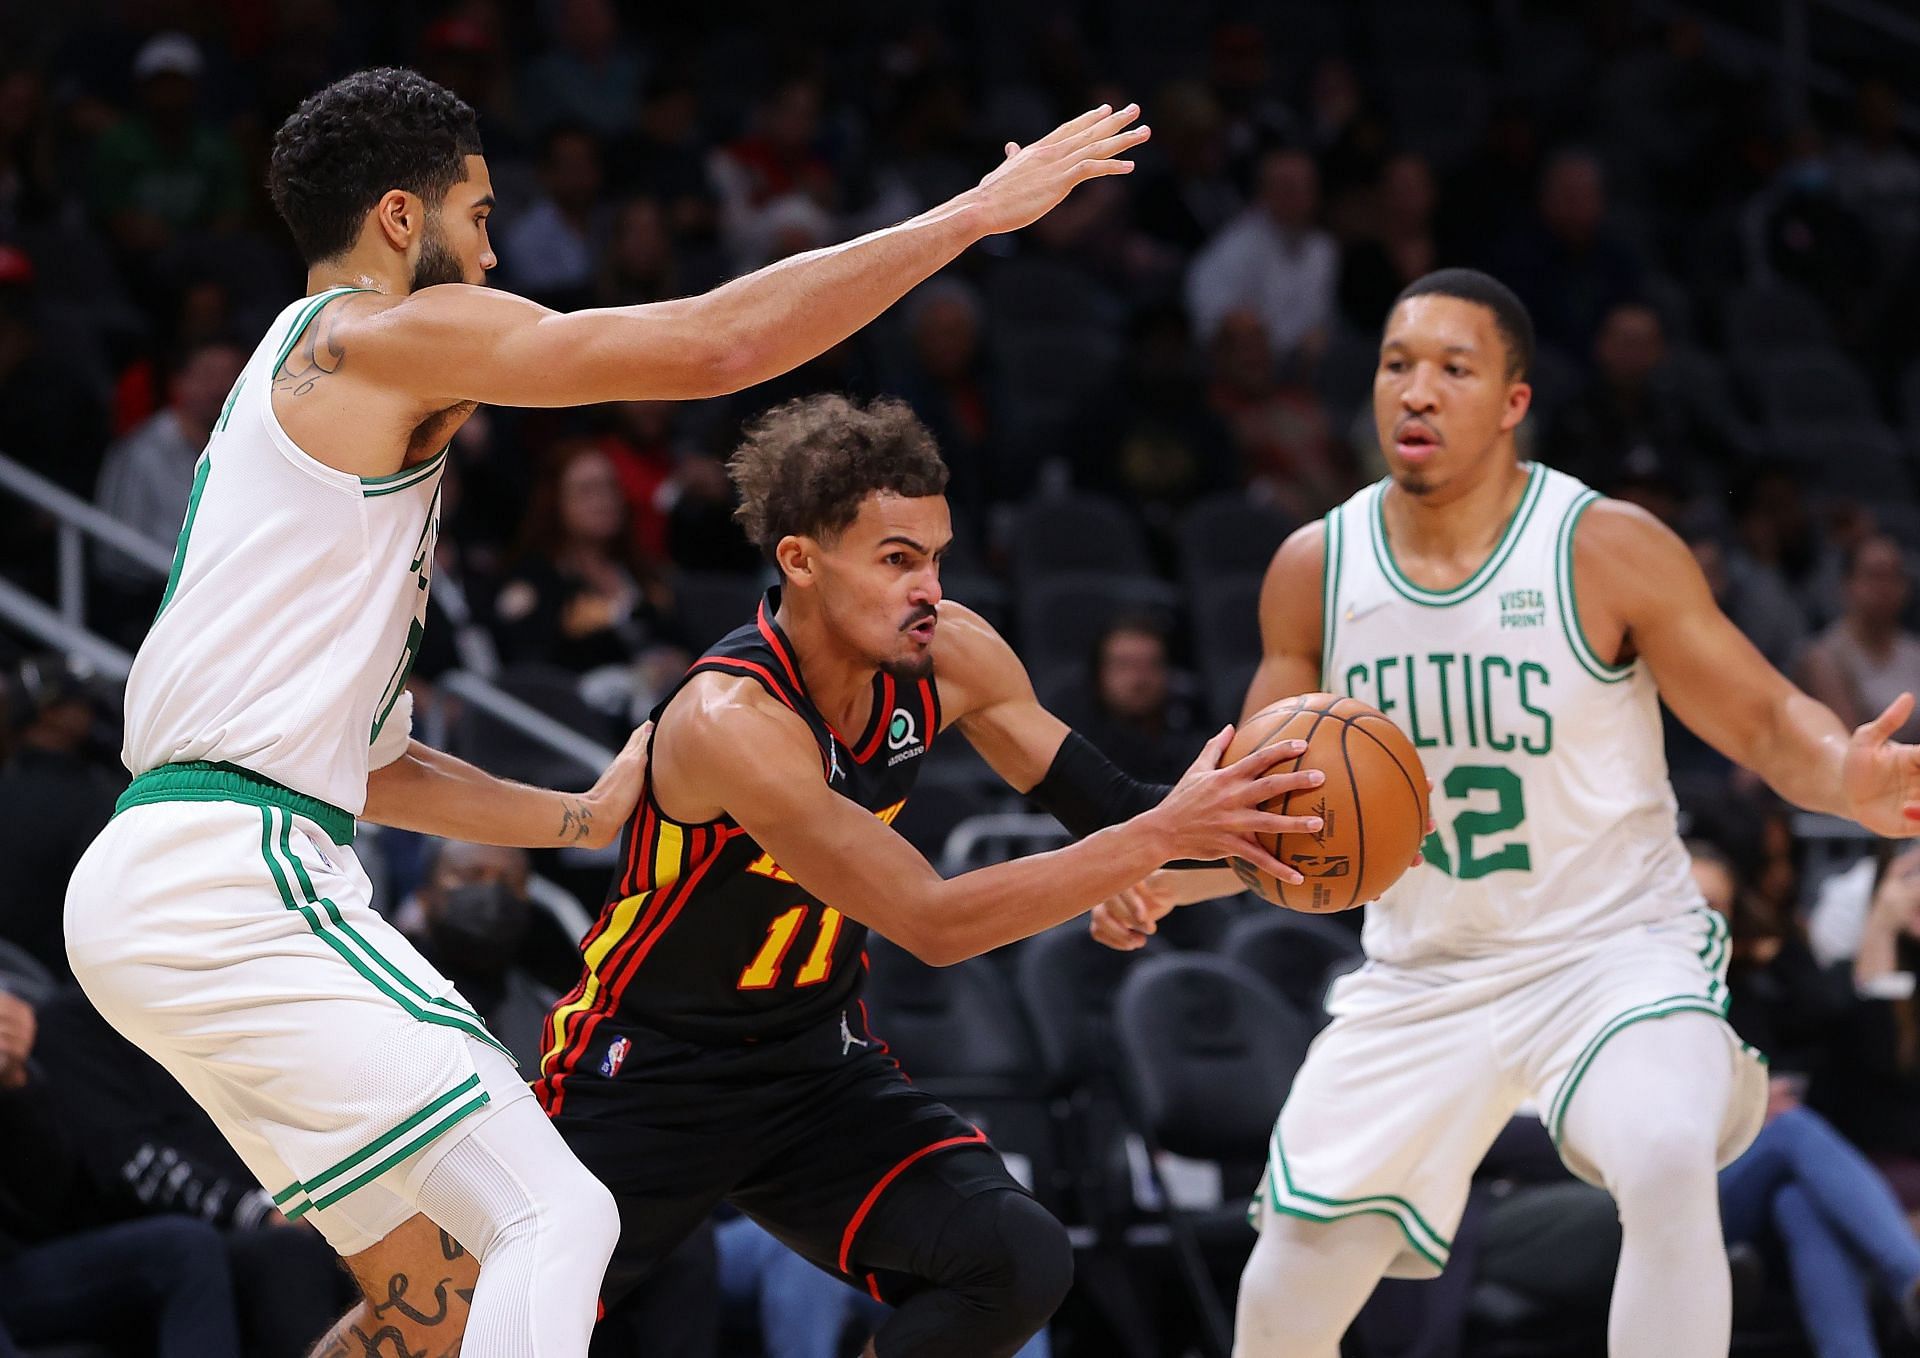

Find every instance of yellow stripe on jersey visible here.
[746,800,906,881]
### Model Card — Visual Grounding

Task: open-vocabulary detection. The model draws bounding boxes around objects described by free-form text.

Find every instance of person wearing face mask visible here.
[399,840,556,1070]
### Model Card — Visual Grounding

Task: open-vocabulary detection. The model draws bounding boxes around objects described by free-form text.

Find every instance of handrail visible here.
[0,457,174,573]
[437,669,617,774]
[0,576,135,679]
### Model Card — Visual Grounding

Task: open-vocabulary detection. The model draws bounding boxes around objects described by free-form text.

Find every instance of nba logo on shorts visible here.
[600,1036,631,1078]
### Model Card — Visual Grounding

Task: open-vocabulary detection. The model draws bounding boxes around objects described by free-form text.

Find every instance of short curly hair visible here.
[268,68,483,264]
[729,395,950,556]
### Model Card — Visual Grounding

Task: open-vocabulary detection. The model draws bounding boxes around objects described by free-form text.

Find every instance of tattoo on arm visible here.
[559,799,593,844]
[276,309,347,397]
[438,1229,465,1262]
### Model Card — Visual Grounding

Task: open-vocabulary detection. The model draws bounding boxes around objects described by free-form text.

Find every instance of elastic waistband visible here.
[116,761,356,845]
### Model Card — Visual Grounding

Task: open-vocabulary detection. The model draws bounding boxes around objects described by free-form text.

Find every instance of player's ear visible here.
[1499,380,1532,433]
[372,189,417,252]
[774,534,816,588]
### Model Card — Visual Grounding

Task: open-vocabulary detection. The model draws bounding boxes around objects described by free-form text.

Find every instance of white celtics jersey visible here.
[1322,463,1700,966]
[122,287,440,815]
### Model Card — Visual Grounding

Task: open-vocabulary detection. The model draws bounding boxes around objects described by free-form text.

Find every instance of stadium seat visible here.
[1191,575,1265,675]
[670,571,769,654]
[1014,572,1180,677]
[1175,494,1297,591]
[1113,953,1314,1357]
[1007,493,1154,583]
[1206,659,1261,726]
[891,780,993,861]
[1764,420,1913,502]
[1740,351,1879,426]
[452,664,618,787]
[1219,910,1365,1028]
[1723,283,1836,358]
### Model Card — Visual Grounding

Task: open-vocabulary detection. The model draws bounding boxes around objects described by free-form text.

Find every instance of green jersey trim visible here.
[257,808,506,1054]
[154,453,212,621]
[279,1077,492,1219]
[1261,1127,1452,1270]
[1320,507,1343,690]
[269,287,369,383]
[118,760,355,845]
[1555,491,1635,684]
[1369,463,1546,608]
[362,445,448,496]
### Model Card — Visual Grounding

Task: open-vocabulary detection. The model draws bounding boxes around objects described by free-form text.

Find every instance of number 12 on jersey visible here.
[1422,764,1530,880]
[738,904,845,990]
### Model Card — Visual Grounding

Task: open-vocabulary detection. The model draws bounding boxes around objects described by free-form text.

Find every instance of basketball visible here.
[1225,693,1430,913]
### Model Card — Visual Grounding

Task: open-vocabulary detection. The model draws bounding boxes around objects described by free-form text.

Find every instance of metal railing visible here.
[0,450,613,773]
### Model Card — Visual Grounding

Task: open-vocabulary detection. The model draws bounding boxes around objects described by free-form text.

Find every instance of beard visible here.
[881,652,934,682]
[409,218,466,290]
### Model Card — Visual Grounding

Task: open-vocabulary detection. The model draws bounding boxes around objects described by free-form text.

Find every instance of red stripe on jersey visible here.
[854,672,894,763]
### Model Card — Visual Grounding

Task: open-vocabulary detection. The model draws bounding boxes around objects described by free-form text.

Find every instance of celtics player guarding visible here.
[1094,269,1920,1358]
[63,67,1149,1358]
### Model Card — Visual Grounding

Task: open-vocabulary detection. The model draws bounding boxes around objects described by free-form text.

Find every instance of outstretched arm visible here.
[355,106,1148,409]
[361,725,648,849]
[1579,499,1920,835]
[653,673,1316,966]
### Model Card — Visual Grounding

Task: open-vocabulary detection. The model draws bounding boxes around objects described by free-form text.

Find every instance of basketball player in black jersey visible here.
[538,394,1327,1357]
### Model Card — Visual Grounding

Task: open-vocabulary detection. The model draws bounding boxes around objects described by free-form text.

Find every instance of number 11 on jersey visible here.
[738,905,845,990]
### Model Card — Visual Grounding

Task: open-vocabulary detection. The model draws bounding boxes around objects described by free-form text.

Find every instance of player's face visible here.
[816,493,952,681]
[1373,296,1530,498]
[414,154,497,290]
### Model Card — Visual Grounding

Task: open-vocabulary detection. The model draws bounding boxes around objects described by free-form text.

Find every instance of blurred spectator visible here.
[86,34,245,270]
[0,63,61,233]
[518,0,644,141]
[1206,308,1345,518]
[1132,81,1240,255]
[393,841,560,1066]
[494,441,675,674]
[1831,78,1920,277]
[664,453,761,575]
[1049,615,1202,784]
[607,80,720,268]
[1693,840,1920,1357]
[1732,468,1844,630]
[896,277,992,517]
[502,123,609,306]
[0,243,109,502]
[418,14,523,161]
[1071,303,1235,519]
[1489,148,1645,359]
[0,983,244,1358]
[1301,56,1390,203]
[712,75,837,269]
[0,656,120,981]
[26,986,351,1357]
[1186,146,1338,367]
[95,337,243,595]
[1798,536,1920,741]
[1206,24,1300,174]
[594,196,678,308]
[1747,129,1877,334]
[1547,301,1734,497]
[1337,152,1440,332]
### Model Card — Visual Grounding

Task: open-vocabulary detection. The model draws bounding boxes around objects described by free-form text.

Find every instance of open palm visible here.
[968,103,1150,236]
[1842,693,1920,837]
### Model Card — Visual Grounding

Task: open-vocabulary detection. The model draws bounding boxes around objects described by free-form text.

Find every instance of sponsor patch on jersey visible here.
[886,708,926,767]
[1498,587,1546,630]
[600,1035,631,1078]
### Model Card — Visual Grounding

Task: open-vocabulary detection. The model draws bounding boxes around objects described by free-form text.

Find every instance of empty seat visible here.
[1741,351,1879,425]
[1220,910,1364,1026]
[1765,421,1912,501]
[671,571,768,654]
[1007,493,1154,582]
[1723,283,1835,357]
[1015,572,1180,675]
[1191,575,1265,674]
[1177,494,1297,589]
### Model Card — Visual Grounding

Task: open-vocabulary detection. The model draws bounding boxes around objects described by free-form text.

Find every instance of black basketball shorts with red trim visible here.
[544,1005,1028,1307]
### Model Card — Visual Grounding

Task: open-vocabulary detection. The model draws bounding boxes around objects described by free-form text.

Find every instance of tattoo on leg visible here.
[438,1229,465,1262]
[559,799,592,844]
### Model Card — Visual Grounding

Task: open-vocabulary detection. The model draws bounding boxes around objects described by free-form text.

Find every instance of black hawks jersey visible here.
[537,590,939,1098]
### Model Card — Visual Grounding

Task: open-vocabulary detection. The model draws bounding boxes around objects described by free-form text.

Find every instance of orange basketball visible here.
[1224,693,1430,913]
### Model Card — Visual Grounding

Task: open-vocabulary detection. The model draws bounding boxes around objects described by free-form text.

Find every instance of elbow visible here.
[891,913,970,969]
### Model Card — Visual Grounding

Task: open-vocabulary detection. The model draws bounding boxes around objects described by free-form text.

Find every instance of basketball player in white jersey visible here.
[1092,269,1920,1358]
[63,67,1149,1358]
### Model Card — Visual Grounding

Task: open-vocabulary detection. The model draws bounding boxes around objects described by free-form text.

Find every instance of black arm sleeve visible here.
[1027,731,1219,869]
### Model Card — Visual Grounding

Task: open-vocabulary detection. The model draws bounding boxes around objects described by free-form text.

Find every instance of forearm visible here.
[1159,865,1245,905]
[362,742,601,848]
[648,196,983,394]
[1747,691,1854,817]
[1855,912,1903,989]
[903,818,1175,965]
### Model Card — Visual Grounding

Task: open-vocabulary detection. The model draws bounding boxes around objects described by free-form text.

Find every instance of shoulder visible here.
[661,669,820,771]
[1259,518,1329,635]
[1567,495,1704,617]
[932,600,1032,718]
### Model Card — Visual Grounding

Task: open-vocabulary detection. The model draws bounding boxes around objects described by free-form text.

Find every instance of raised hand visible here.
[1841,693,1920,837]
[965,103,1150,237]
[576,720,652,850]
[1143,728,1325,885]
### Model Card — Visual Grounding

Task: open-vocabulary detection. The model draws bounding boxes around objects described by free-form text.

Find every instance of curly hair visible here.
[729,395,949,555]
[268,68,482,264]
